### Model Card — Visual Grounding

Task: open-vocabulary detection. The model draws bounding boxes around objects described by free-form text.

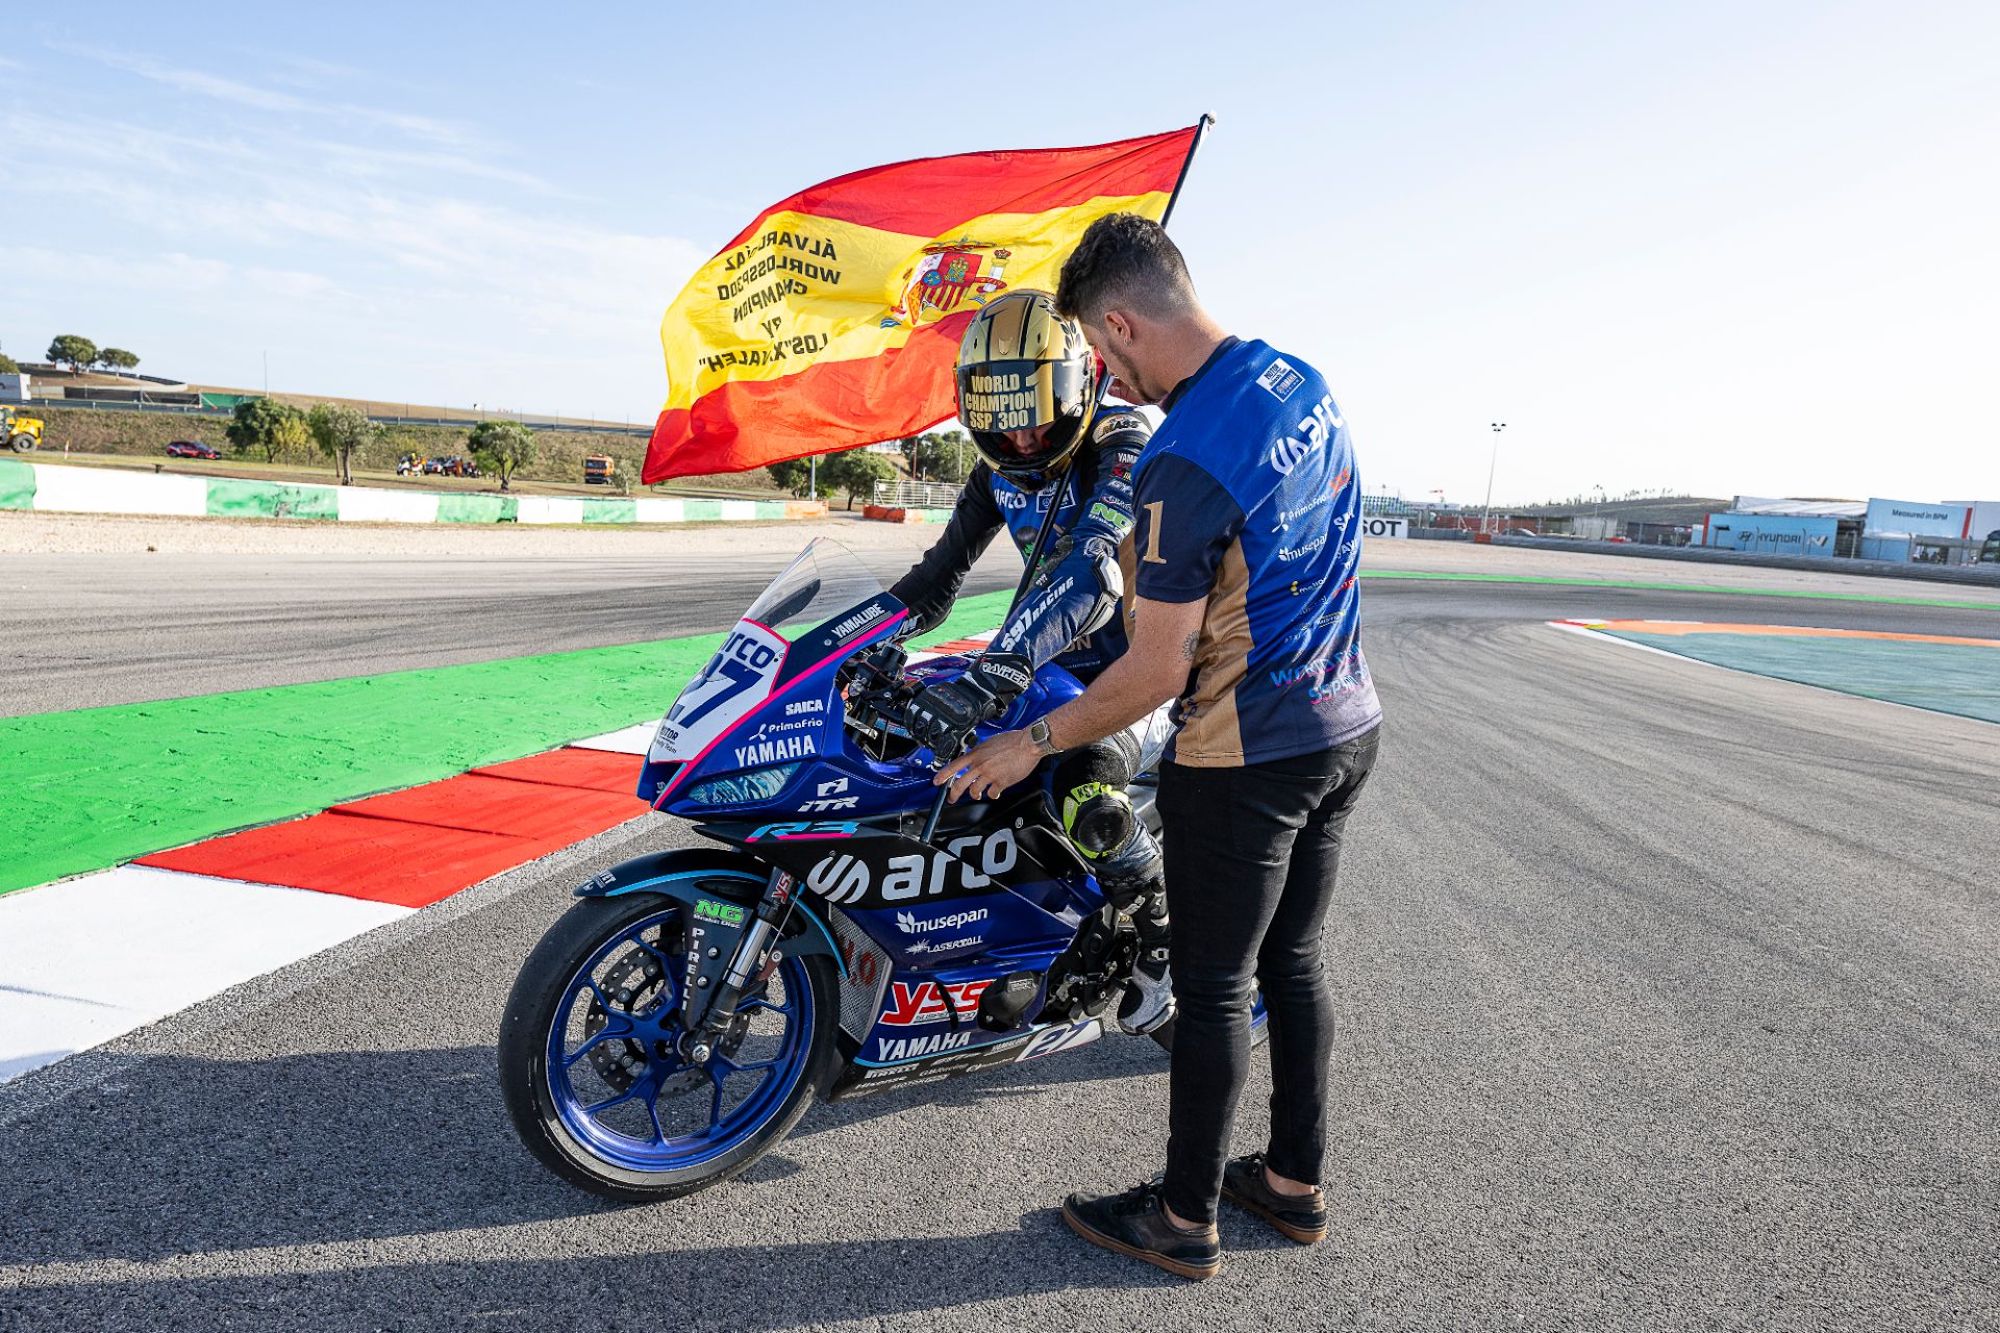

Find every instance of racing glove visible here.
[905,652,1033,755]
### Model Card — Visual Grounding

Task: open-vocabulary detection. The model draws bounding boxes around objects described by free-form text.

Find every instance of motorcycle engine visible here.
[1039,905,1135,1025]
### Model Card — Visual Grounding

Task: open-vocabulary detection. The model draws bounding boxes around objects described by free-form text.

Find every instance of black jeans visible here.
[1155,726,1380,1224]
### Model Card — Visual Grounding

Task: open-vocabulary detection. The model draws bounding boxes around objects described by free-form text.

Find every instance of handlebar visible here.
[840,640,973,754]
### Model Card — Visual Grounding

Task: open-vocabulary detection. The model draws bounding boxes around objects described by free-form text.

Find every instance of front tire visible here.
[8,434,33,453]
[499,889,838,1202]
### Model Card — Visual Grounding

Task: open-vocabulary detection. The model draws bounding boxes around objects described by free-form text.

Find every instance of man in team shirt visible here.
[938,213,1383,1279]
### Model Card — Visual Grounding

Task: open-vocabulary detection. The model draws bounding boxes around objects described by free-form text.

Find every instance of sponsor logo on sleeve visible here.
[1268,395,1342,476]
[1257,358,1305,402]
[1093,412,1143,443]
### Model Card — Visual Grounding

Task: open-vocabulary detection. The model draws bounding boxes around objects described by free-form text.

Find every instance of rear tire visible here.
[499,890,839,1202]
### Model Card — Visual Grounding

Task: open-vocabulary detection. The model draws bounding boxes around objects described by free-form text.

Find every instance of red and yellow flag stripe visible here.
[643,126,1201,482]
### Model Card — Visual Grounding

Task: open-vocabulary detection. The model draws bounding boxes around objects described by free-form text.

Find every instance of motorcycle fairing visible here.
[570,849,843,975]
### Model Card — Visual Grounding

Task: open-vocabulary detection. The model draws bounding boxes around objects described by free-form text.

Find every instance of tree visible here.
[767,456,835,499]
[821,450,897,510]
[99,348,141,372]
[0,353,19,375]
[269,410,312,464]
[47,335,99,375]
[466,419,538,492]
[307,402,381,486]
[912,430,972,485]
[226,397,307,463]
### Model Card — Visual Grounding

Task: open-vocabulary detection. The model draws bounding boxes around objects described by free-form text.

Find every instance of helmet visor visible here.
[958,356,1092,470]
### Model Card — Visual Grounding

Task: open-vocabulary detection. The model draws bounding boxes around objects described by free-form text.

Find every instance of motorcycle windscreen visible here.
[647,538,886,765]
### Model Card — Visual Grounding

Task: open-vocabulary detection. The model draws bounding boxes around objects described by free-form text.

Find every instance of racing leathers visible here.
[891,407,1174,1033]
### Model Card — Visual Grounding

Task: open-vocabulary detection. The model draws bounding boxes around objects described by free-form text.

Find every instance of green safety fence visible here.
[436,493,519,523]
[582,499,638,524]
[0,457,36,510]
[205,478,340,520]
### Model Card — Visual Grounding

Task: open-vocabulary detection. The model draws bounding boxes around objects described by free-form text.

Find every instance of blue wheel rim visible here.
[544,905,814,1174]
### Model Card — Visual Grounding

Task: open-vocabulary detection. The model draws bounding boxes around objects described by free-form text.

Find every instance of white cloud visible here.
[2,83,705,417]
[53,42,470,146]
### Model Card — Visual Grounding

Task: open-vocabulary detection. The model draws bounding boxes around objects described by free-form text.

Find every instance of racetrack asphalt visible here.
[1,535,1995,1330]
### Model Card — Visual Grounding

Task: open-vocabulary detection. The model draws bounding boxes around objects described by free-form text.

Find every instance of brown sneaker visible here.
[1220,1153,1328,1244]
[1062,1182,1222,1280]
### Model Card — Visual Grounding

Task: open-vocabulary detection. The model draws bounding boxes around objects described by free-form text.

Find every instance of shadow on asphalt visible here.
[0,1030,1172,1272]
[4,1220,1213,1330]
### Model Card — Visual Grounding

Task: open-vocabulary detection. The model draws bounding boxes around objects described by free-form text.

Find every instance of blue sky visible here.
[4,1,1994,504]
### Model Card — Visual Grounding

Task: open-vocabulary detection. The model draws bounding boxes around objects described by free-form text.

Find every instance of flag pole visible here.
[1158,113,1215,231]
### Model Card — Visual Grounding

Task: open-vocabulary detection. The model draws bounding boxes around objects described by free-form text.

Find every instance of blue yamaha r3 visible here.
[498,539,1260,1201]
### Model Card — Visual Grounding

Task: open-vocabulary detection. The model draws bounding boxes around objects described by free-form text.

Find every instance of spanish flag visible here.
[642,125,1203,482]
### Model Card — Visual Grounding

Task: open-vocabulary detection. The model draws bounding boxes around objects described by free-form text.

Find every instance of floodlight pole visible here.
[1483,422,1506,534]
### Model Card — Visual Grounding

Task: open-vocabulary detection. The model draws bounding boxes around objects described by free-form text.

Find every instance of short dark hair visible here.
[1055,213,1198,323]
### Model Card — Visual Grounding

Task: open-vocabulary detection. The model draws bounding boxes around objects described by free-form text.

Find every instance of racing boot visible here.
[1096,833,1175,1037]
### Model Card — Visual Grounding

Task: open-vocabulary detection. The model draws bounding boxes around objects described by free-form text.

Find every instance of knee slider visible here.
[1061,781,1135,860]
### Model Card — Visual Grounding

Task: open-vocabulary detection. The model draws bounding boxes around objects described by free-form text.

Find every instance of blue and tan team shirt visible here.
[1127,338,1382,766]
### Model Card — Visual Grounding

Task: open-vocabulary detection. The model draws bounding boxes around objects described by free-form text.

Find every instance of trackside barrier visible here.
[862,504,953,524]
[0,462,828,526]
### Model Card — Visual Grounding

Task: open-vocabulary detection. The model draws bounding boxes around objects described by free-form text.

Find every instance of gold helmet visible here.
[955,291,1099,491]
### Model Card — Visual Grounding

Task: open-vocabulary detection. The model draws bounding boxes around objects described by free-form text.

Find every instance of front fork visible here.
[679,866,798,1065]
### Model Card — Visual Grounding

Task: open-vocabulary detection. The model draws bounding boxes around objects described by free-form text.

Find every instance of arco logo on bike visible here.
[804,828,1017,906]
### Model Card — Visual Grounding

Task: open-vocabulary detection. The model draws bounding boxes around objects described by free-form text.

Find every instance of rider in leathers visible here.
[893,290,1173,1035]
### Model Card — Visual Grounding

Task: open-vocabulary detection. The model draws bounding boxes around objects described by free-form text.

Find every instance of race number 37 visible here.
[652,621,788,761]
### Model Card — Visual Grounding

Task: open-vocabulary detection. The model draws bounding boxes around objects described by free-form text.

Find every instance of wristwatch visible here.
[1027,718,1062,757]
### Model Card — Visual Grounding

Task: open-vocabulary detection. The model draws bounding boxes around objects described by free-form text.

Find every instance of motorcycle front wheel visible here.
[498,888,838,1202]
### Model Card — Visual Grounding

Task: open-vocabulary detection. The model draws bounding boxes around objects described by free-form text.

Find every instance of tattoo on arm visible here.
[1180,631,1199,662]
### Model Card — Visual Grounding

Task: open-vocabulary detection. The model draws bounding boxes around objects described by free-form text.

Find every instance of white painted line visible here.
[570,722,655,754]
[0,866,409,1083]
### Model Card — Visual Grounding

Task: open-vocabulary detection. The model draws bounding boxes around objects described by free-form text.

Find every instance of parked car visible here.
[421,458,446,475]
[436,455,481,478]
[166,440,221,459]
[397,452,423,476]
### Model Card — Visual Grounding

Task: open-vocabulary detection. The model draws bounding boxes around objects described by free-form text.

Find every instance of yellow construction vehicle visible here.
[3,406,44,453]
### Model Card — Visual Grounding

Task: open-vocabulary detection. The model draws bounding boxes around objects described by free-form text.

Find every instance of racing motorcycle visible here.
[498,537,1263,1200]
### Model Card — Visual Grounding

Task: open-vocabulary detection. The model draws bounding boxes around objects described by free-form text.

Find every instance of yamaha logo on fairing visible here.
[874,1030,974,1061]
[805,828,1018,905]
[731,734,818,767]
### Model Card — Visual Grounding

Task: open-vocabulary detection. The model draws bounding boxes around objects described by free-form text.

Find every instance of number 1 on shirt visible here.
[1141,500,1167,564]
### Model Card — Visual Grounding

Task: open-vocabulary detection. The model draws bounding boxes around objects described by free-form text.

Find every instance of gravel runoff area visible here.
[0,507,937,559]
[7,507,2000,607]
